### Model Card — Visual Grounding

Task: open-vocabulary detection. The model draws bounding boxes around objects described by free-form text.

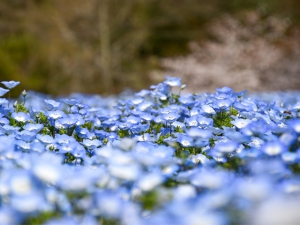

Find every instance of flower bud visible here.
[22,90,27,97]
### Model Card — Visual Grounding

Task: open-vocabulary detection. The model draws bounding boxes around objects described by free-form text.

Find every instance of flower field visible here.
[1,77,300,224]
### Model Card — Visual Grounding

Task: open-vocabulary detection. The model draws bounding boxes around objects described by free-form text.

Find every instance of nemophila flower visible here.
[0,116,9,126]
[60,98,79,107]
[153,115,164,124]
[11,193,46,213]
[177,134,194,147]
[16,130,36,142]
[72,144,86,159]
[225,130,250,143]
[261,141,287,156]
[241,119,270,136]
[82,139,102,150]
[125,116,140,125]
[151,82,170,95]
[69,113,85,126]
[137,101,153,111]
[281,152,297,164]
[55,134,76,145]
[287,119,300,133]
[0,105,10,116]
[15,140,31,151]
[137,172,164,191]
[33,160,61,184]
[179,96,195,108]
[94,130,109,140]
[187,127,212,139]
[235,178,271,201]
[75,127,96,139]
[44,99,61,110]
[57,117,78,128]
[109,164,141,181]
[191,169,229,189]
[171,121,185,129]
[189,154,210,165]
[131,124,150,134]
[36,134,55,144]
[0,124,20,135]
[1,81,20,89]
[139,112,154,122]
[234,102,253,112]
[197,115,213,128]
[30,141,45,153]
[135,89,150,97]
[164,76,181,87]
[58,142,77,154]
[162,112,180,123]
[23,123,44,133]
[268,108,283,123]
[238,99,258,112]
[280,132,297,147]
[79,108,90,117]
[47,110,65,120]
[216,86,233,95]
[231,118,252,129]
[11,112,31,123]
[0,98,8,106]
[118,122,132,131]
[210,140,239,158]
[289,101,300,110]
[185,116,198,127]
[95,192,124,218]
[129,97,144,105]
[213,98,233,110]
[112,138,136,151]
[201,104,216,115]
[147,145,175,159]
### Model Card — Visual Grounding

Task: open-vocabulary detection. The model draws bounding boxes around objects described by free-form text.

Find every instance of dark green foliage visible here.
[138,190,158,211]
[21,211,61,225]
[81,121,93,130]
[117,129,131,138]
[213,107,238,129]
[15,103,29,113]
[290,163,300,174]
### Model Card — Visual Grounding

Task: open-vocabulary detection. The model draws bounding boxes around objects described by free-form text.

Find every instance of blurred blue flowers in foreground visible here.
[1,77,300,224]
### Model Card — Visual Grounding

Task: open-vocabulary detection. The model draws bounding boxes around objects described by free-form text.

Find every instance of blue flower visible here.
[179,96,195,108]
[0,87,9,97]
[60,98,79,107]
[187,127,212,139]
[44,99,61,110]
[197,115,213,128]
[231,118,252,129]
[11,112,31,123]
[82,139,102,150]
[47,110,66,120]
[162,112,180,123]
[201,104,216,115]
[185,116,199,127]
[1,81,20,89]
[57,117,78,128]
[209,140,239,158]
[177,134,194,147]
[0,98,9,106]
[261,141,286,156]
[164,76,181,87]
[17,130,36,142]
[23,123,44,133]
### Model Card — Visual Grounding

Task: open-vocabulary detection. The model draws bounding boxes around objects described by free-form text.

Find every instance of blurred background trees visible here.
[0,0,300,96]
